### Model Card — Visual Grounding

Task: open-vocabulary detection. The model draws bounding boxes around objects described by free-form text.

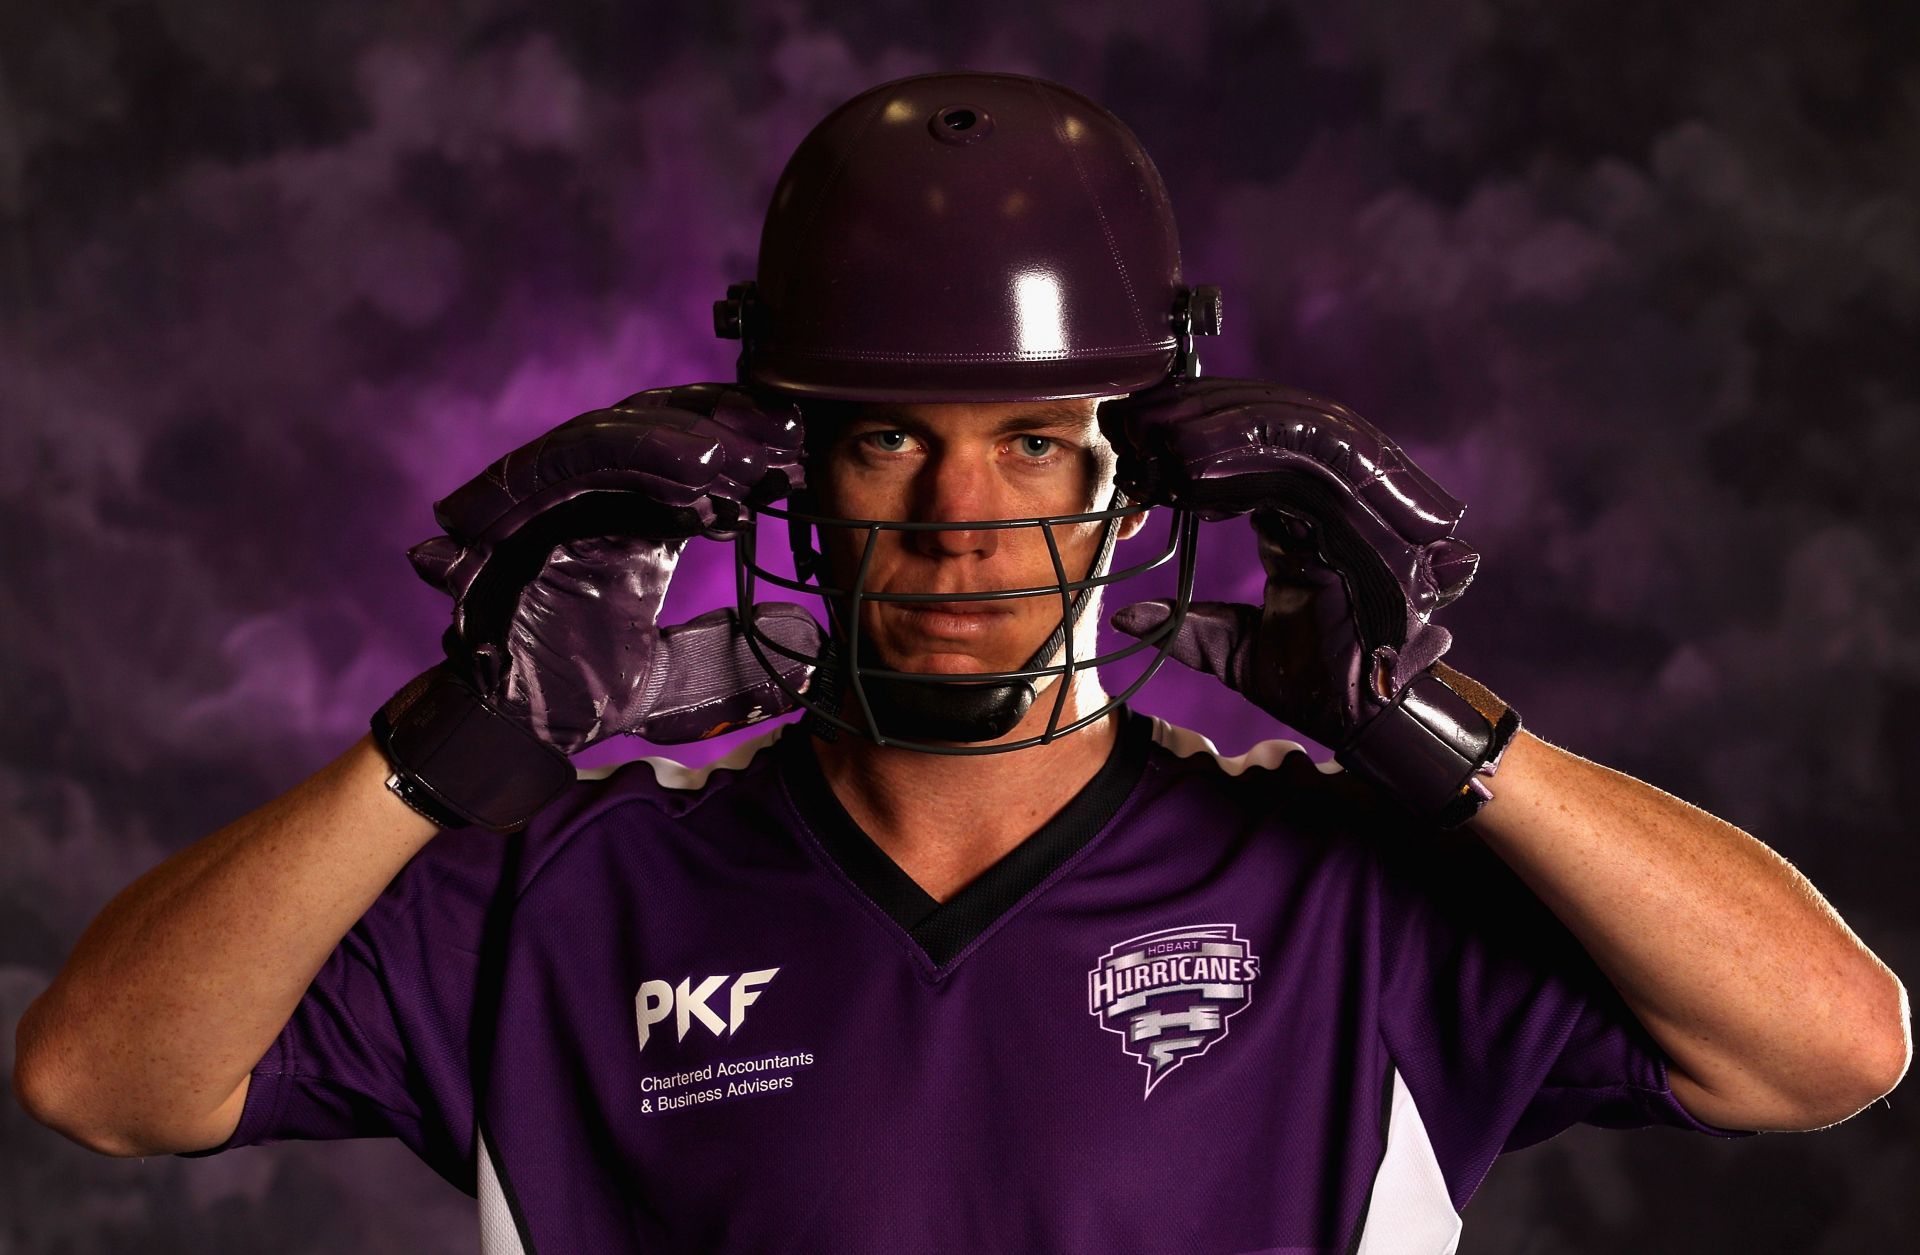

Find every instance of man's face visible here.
[807,397,1148,683]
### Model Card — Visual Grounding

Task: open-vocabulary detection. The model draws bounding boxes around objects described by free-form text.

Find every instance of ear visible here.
[1116,499,1152,542]
[1092,394,1151,543]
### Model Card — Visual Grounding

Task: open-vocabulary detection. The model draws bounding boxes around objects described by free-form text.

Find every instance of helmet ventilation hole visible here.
[928,103,993,144]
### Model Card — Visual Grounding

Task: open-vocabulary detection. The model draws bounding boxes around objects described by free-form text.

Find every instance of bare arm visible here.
[12,733,438,1157]
[1467,729,1911,1132]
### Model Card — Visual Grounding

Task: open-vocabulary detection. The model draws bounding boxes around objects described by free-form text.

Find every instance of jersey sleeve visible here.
[173,827,515,1196]
[1369,822,1756,1208]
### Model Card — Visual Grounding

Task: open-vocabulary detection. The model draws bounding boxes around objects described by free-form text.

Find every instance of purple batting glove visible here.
[1102,378,1521,830]
[373,384,824,833]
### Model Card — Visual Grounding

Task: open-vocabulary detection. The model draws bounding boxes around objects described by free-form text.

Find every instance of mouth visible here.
[888,599,1017,640]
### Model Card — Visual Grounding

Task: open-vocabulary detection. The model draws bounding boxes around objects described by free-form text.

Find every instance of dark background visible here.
[3,1,1915,1250]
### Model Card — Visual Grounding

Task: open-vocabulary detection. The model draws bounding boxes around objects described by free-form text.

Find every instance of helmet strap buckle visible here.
[1170,284,1223,382]
[715,280,760,382]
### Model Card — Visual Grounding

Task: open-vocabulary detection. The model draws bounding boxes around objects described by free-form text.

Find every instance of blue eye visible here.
[1017,436,1056,457]
[867,432,911,453]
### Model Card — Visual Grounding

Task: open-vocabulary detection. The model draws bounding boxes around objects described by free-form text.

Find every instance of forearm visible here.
[1465,728,1909,1126]
[14,733,437,1153]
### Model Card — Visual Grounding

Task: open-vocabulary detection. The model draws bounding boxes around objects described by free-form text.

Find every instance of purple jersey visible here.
[180,711,1750,1252]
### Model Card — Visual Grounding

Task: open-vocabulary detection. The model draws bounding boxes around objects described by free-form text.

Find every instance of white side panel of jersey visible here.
[1353,1066,1463,1255]
[1148,717,1341,776]
[575,723,789,786]
[478,1128,528,1255]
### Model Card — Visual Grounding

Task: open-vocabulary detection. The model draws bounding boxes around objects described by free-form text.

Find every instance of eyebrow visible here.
[849,404,1095,436]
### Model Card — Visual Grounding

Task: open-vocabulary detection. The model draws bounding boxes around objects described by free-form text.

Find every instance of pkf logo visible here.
[1087,925,1260,1096]
[635,968,779,1053]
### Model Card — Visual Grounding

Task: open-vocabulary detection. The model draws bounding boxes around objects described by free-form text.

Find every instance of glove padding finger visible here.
[1102,379,1482,629]
[1112,596,1454,749]
[1104,379,1461,544]
[631,604,825,744]
[1110,599,1260,693]
[407,533,462,593]
[431,384,805,553]
[489,526,823,750]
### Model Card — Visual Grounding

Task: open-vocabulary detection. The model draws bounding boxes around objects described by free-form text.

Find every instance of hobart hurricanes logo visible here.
[1087,924,1260,1096]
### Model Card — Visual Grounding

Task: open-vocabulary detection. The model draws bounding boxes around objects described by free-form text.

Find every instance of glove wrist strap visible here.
[371,665,576,834]
[1334,661,1522,830]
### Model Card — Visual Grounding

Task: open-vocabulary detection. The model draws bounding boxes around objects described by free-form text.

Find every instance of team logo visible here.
[1087,924,1260,1096]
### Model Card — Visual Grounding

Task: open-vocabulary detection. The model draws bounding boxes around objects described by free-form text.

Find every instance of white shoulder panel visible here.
[1147,717,1345,776]
[1353,1066,1464,1255]
[573,722,790,788]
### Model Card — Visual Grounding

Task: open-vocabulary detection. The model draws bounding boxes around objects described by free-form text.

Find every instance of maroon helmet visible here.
[716,71,1219,400]
[723,72,1216,751]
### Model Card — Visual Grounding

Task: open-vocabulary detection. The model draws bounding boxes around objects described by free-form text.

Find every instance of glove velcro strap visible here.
[371,666,576,834]
[1334,662,1522,830]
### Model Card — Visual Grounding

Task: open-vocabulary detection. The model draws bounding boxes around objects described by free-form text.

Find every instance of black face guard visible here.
[735,491,1200,755]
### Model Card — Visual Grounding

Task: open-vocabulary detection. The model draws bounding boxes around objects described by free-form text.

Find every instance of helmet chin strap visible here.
[812,493,1126,747]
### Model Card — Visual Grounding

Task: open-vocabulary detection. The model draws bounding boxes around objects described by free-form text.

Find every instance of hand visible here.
[374,384,824,832]
[1102,378,1520,828]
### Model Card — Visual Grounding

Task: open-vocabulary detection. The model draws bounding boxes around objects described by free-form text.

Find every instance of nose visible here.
[908,446,1001,559]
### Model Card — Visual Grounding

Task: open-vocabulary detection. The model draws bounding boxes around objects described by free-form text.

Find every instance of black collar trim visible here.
[777,709,1154,968]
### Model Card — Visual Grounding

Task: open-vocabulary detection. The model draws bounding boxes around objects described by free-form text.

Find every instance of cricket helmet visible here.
[719,71,1219,752]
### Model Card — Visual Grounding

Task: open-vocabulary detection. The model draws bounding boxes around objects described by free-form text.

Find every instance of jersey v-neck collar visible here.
[775,708,1155,969]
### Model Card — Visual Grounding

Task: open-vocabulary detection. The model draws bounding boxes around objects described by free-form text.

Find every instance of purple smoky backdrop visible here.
[3,1,1915,1251]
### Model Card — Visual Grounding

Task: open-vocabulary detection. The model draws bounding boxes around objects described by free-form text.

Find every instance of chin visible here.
[870,643,1016,676]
